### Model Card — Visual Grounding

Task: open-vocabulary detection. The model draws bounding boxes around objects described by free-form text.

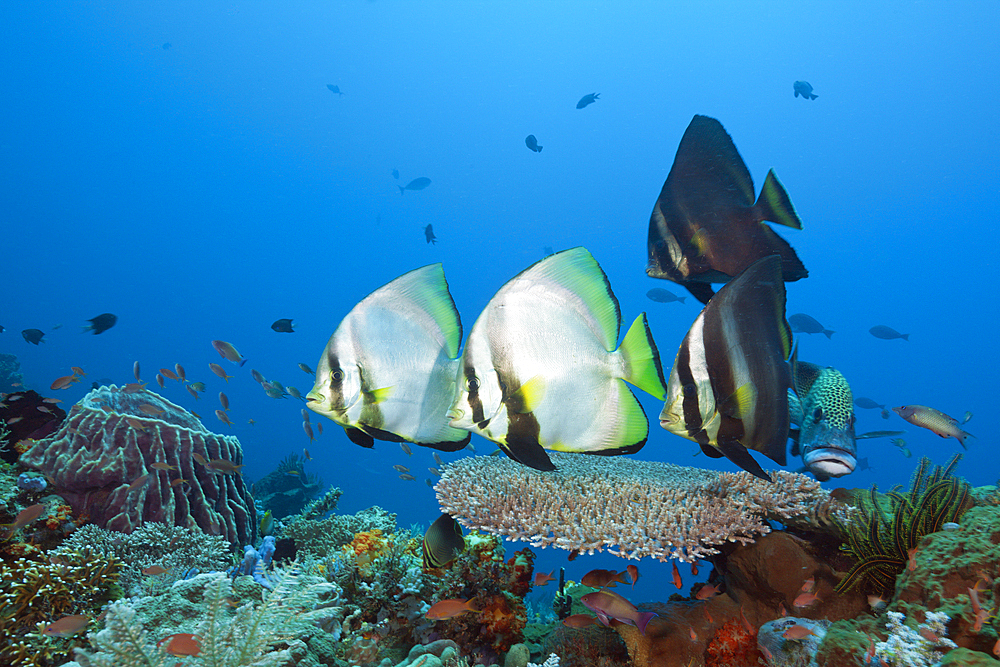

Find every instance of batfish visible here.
[306,264,470,451]
[646,115,807,304]
[659,254,792,480]
[448,247,667,471]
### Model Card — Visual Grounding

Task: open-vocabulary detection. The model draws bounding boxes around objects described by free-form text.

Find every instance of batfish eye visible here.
[467,377,480,391]
[813,407,824,421]
[683,383,697,396]
[331,369,344,382]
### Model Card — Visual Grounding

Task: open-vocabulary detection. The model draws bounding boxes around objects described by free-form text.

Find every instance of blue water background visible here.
[4,2,998,601]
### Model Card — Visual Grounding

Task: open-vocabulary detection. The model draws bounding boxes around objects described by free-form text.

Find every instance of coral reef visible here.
[0,389,66,464]
[20,386,256,545]
[53,521,231,597]
[0,352,26,394]
[872,610,956,666]
[757,617,829,666]
[282,504,397,559]
[249,453,323,519]
[436,453,853,563]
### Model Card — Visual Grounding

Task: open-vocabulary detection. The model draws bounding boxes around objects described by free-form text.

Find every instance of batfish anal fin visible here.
[420,432,472,452]
[345,426,375,448]
[699,442,725,458]
[717,437,771,481]
[500,437,556,471]
[754,169,803,230]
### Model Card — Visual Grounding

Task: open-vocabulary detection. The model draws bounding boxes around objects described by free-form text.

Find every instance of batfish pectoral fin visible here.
[684,282,716,305]
[717,437,771,481]
[345,426,375,448]
[509,375,545,413]
[718,382,756,420]
[754,169,803,230]
[366,386,395,403]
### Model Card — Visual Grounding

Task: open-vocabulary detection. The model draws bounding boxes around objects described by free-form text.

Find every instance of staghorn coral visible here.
[0,549,122,666]
[73,568,341,667]
[20,386,256,545]
[435,453,854,563]
[54,521,231,597]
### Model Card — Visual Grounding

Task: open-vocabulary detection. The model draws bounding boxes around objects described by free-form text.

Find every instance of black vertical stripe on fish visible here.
[422,513,465,569]
[463,361,486,426]
[675,344,705,439]
[646,115,807,304]
[504,411,555,471]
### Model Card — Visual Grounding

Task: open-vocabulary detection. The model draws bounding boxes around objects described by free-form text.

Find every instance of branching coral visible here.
[281,505,397,559]
[835,454,973,596]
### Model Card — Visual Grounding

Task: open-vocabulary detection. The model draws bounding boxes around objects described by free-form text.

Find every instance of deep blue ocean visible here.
[4,2,998,599]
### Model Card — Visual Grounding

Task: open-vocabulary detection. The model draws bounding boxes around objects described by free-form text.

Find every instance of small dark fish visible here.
[0,324,5,332]
[424,224,437,244]
[392,168,399,179]
[856,430,906,439]
[645,288,686,304]
[22,329,45,345]
[793,81,818,99]
[788,313,834,338]
[399,177,431,195]
[543,246,554,256]
[869,325,909,341]
[297,363,314,376]
[271,318,295,333]
[162,42,172,50]
[83,313,118,335]
[422,513,464,568]
[326,84,344,96]
[854,397,885,410]
[525,134,543,152]
[881,408,891,420]
[576,93,600,109]
[856,456,874,472]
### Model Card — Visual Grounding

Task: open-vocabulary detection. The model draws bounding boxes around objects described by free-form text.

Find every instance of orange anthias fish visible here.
[581,568,627,589]
[793,590,820,609]
[216,409,233,427]
[627,564,640,589]
[42,614,91,638]
[71,366,87,376]
[211,340,247,367]
[695,583,721,600]
[580,590,658,635]
[425,598,481,620]
[209,363,233,383]
[175,364,186,382]
[150,462,178,472]
[3,503,47,537]
[892,405,974,448]
[534,570,556,587]
[143,565,169,575]
[158,633,202,657]
[139,404,165,416]
[782,624,817,640]
[50,374,79,390]
[303,421,315,441]
[123,382,147,393]
[219,392,230,411]
[128,474,151,492]
[671,561,682,589]
[562,614,598,628]
[206,459,244,476]
[159,368,179,381]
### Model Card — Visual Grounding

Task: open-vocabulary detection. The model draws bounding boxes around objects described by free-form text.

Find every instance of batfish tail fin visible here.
[619,313,667,400]
[810,94,818,100]
[754,169,803,230]
[399,185,405,195]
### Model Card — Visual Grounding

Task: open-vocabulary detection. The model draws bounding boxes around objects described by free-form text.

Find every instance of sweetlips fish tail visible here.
[617,313,667,400]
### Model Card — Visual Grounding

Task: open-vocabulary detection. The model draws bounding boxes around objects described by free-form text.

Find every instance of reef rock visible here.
[21,386,255,545]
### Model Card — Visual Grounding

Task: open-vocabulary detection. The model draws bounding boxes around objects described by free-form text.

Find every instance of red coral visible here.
[705,618,763,667]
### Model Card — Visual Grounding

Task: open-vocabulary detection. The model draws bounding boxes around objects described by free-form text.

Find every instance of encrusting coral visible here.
[20,386,256,545]
[436,453,854,563]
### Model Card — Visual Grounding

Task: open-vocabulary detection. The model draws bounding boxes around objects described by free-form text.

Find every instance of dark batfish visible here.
[525,135,543,152]
[793,81,817,99]
[326,84,344,96]
[399,177,431,195]
[83,313,117,335]
[869,325,909,341]
[788,313,834,339]
[271,318,295,333]
[22,329,45,345]
[392,168,399,179]
[646,288,685,304]
[659,255,792,481]
[0,324,5,333]
[788,350,857,480]
[424,224,437,245]
[854,397,885,410]
[646,115,807,304]
[576,93,600,109]
[422,513,465,569]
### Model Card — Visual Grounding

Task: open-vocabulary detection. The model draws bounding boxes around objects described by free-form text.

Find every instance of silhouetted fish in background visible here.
[83,313,117,335]
[577,93,600,109]
[789,313,834,338]
[162,42,172,50]
[646,115,808,304]
[399,177,431,195]
[0,324,5,333]
[22,329,45,345]
[271,318,295,333]
[525,134,543,152]
[645,288,685,304]
[794,81,818,99]
[326,84,344,96]
[392,168,399,179]
[424,224,437,244]
[854,397,886,410]
[659,255,793,481]
[869,325,909,341]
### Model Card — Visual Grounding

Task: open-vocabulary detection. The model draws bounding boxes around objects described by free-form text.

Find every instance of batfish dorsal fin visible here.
[381,263,463,359]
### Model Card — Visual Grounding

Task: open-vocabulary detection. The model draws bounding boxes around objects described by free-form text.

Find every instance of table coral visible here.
[20,386,255,545]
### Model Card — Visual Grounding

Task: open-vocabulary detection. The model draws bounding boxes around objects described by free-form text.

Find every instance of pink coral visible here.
[20,386,255,544]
